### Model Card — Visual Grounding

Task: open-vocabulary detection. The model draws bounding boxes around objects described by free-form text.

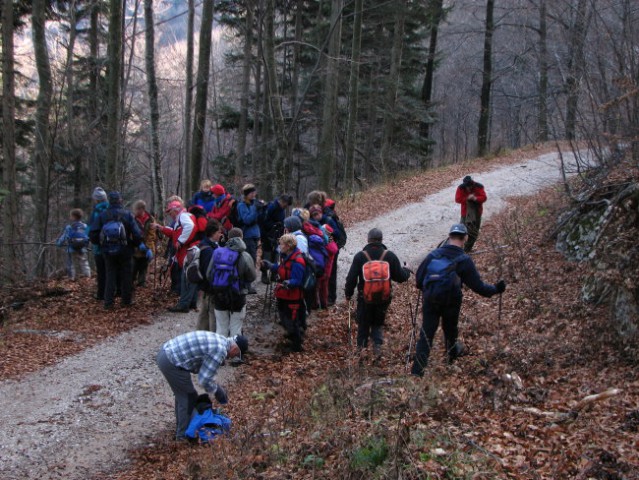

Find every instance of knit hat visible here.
[449,223,468,235]
[233,335,249,356]
[283,216,302,232]
[211,184,225,196]
[227,227,243,239]
[242,183,256,196]
[463,175,473,185]
[108,191,122,205]
[325,198,336,209]
[92,187,107,202]
[367,228,383,242]
[165,200,183,213]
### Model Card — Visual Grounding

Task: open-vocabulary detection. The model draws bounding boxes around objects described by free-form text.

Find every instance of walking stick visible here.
[262,270,273,318]
[347,299,354,347]
[406,290,421,370]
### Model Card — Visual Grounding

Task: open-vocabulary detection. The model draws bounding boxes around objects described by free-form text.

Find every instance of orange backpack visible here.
[361,250,391,304]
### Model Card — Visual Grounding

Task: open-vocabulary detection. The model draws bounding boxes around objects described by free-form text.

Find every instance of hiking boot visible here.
[168,305,189,313]
[247,286,258,294]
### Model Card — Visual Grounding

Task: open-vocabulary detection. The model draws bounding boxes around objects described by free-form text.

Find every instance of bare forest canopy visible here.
[1,0,638,283]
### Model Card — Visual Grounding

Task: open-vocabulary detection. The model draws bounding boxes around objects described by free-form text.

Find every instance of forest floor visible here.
[1,144,637,479]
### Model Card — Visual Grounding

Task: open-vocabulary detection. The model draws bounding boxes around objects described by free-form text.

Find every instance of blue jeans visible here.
[411,299,462,376]
[176,269,199,309]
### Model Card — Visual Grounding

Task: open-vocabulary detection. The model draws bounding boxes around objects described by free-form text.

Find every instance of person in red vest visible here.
[455,175,487,252]
[207,184,235,233]
[153,200,200,312]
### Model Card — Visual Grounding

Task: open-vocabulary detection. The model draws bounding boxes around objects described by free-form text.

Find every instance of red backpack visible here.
[361,250,391,304]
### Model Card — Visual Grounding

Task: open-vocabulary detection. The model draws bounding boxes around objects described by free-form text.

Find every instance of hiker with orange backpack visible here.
[344,228,411,361]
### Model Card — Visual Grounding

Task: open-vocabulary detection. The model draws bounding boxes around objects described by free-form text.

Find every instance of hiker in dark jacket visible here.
[323,198,346,305]
[260,194,293,283]
[89,187,109,300]
[191,179,216,213]
[237,183,263,294]
[455,175,487,252]
[89,191,144,309]
[196,219,223,332]
[131,200,157,288]
[411,223,506,377]
[344,228,411,361]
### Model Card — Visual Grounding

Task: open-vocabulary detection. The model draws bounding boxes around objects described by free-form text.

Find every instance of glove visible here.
[145,249,154,260]
[280,280,291,289]
[260,260,273,272]
[495,280,506,294]
[214,386,228,405]
[403,267,413,277]
[138,242,148,253]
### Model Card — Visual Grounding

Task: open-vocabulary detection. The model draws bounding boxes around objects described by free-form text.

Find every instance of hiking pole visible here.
[406,290,421,370]
[347,299,354,347]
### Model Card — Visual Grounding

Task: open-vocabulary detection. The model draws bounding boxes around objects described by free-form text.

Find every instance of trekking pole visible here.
[347,299,354,347]
[406,290,421,370]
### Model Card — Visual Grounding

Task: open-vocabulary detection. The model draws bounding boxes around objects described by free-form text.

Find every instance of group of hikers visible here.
[55,174,504,443]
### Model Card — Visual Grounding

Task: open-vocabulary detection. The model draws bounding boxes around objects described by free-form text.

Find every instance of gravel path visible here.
[0,151,580,479]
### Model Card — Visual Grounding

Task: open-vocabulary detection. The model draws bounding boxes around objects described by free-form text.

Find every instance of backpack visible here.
[99,213,128,255]
[188,205,208,241]
[208,246,242,308]
[361,250,391,304]
[302,253,318,292]
[307,234,327,278]
[185,394,231,444]
[184,244,212,284]
[227,197,242,228]
[68,221,89,251]
[328,213,347,249]
[421,252,468,305]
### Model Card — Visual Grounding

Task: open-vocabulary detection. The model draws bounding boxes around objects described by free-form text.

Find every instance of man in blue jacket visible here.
[411,223,506,376]
[89,191,144,309]
[237,183,262,293]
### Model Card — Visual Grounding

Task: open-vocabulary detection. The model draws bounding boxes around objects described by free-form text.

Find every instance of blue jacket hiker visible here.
[411,223,506,377]
[89,187,109,300]
[56,208,91,281]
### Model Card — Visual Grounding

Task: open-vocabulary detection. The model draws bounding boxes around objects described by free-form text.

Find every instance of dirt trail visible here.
[0,151,581,479]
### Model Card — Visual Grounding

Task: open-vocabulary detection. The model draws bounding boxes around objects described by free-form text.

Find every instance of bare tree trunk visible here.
[264,0,289,194]
[106,0,123,188]
[32,0,53,261]
[289,0,303,166]
[318,0,343,192]
[420,0,445,161]
[477,0,495,157]
[184,0,195,197]
[565,0,589,141]
[379,0,406,176]
[537,0,549,142]
[191,0,215,197]
[237,0,254,179]
[143,0,165,213]
[2,0,19,283]
[252,1,264,182]
[344,0,363,194]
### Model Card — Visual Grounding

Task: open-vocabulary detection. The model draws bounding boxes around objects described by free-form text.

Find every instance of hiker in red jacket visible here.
[455,175,487,252]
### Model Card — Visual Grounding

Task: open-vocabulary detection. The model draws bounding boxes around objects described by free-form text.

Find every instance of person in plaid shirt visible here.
[156,331,248,440]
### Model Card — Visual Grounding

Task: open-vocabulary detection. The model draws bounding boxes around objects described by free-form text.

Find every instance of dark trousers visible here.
[95,253,106,300]
[132,256,149,287]
[170,263,181,295]
[104,253,133,306]
[328,250,339,304]
[156,348,198,440]
[277,298,304,351]
[411,300,462,376]
[356,297,388,348]
[244,238,258,263]
[462,215,482,253]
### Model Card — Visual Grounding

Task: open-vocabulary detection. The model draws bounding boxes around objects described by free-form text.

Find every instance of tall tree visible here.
[477,0,495,156]
[105,0,123,188]
[318,0,343,192]
[190,0,215,196]
[183,0,195,197]
[344,0,363,194]
[565,0,590,140]
[32,0,53,252]
[2,0,19,283]
[420,0,445,157]
[143,0,165,213]
[236,0,254,180]
[537,0,549,142]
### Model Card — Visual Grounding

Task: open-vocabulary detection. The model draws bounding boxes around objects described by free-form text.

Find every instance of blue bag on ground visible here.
[185,394,232,444]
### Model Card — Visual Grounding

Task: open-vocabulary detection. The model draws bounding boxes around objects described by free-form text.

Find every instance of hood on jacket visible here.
[226,236,247,252]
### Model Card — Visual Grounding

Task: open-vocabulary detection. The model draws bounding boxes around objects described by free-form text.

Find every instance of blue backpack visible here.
[422,252,468,304]
[307,234,327,278]
[302,253,318,292]
[208,247,242,308]
[68,221,89,251]
[185,395,231,444]
[99,213,128,255]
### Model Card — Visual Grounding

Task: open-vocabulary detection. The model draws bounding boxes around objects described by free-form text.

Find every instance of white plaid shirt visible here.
[162,331,231,393]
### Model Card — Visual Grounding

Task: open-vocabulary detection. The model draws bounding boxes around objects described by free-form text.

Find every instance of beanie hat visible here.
[242,183,256,196]
[108,191,122,205]
[211,184,225,196]
[92,187,107,202]
[233,335,249,356]
[165,200,183,213]
[463,175,473,185]
[309,205,323,217]
[325,198,336,209]
[283,216,302,232]
[227,227,243,239]
[367,228,383,242]
[449,223,468,235]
